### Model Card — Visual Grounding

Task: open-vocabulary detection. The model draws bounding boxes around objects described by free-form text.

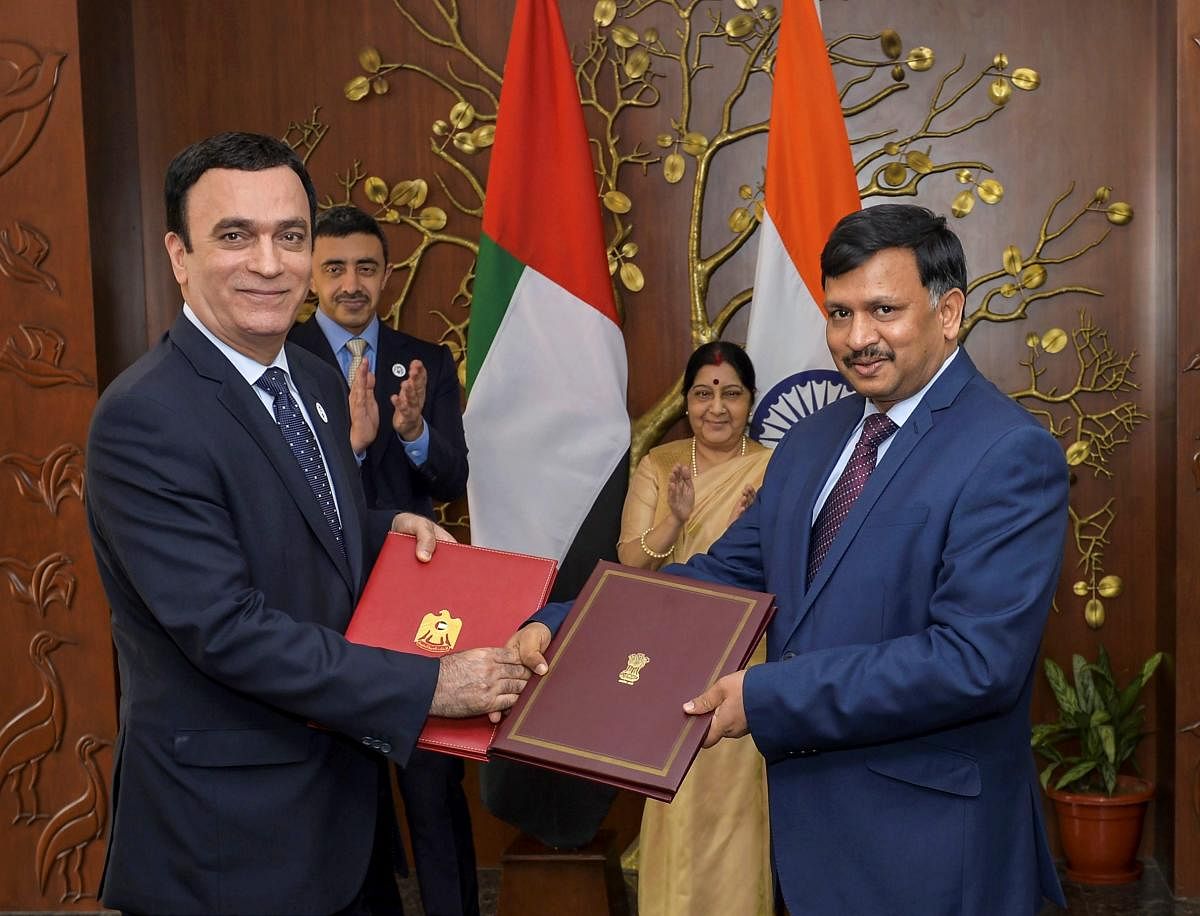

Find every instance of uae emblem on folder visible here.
[414,609,462,654]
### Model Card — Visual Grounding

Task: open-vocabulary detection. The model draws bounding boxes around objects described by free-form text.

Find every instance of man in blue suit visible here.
[290,205,478,916]
[86,132,529,916]
[519,204,1069,914]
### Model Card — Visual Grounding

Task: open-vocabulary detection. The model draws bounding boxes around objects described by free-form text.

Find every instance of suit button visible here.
[782,651,796,660]
[361,737,373,746]
[380,743,392,754]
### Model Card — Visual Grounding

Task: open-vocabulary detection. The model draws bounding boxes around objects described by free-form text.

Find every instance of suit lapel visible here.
[782,351,979,647]
[171,317,355,594]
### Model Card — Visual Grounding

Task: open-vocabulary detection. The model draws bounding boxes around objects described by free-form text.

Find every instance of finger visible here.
[701,715,723,749]
[488,710,503,724]
[496,677,529,696]
[432,523,456,543]
[683,685,720,715]
[410,517,437,562]
[495,663,532,683]
[492,691,522,713]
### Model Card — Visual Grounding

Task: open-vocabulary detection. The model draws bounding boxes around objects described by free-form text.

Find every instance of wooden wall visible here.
[0,0,1196,908]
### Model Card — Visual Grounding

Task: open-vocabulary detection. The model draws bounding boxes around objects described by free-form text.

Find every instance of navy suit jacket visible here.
[539,350,1068,915]
[288,317,468,518]
[86,315,441,915]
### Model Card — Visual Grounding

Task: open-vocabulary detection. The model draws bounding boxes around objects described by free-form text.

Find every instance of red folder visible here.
[345,533,557,760]
[491,560,774,801]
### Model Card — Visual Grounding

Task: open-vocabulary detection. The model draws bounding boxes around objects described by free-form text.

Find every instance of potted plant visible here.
[1031,645,1164,885]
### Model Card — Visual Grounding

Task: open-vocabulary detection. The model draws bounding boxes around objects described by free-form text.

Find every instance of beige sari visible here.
[617,437,774,916]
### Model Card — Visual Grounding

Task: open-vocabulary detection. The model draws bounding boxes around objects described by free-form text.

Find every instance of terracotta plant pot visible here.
[1046,775,1155,885]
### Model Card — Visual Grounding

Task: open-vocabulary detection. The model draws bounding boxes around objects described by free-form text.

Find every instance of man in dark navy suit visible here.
[518,205,1069,915]
[290,205,477,916]
[86,132,527,916]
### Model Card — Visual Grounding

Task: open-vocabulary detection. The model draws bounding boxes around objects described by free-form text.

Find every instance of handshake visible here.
[427,621,552,722]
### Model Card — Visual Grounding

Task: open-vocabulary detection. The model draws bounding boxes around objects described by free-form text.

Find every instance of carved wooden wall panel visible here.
[0,0,117,908]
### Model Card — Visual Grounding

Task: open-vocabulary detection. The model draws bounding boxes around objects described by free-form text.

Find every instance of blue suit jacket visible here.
[86,315,441,915]
[538,350,1068,915]
[288,317,468,518]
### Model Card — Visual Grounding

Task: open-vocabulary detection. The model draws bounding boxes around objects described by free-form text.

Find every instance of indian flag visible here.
[464,0,629,565]
[746,0,861,446]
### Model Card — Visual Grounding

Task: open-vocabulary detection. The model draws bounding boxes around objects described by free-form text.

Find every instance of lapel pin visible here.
[392,363,407,379]
[315,402,328,423]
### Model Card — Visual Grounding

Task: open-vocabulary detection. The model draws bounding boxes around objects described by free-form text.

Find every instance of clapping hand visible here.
[391,359,427,442]
[727,484,757,526]
[666,463,695,523]
[348,362,379,455]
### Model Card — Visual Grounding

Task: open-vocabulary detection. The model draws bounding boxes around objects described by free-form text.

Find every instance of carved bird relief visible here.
[0,220,59,293]
[35,734,109,903]
[0,551,76,616]
[0,630,71,823]
[0,325,91,388]
[0,443,84,514]
[0,40,65,179]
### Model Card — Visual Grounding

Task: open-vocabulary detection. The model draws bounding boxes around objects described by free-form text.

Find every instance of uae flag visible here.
[465,0,630,577]
[746,0,861,446]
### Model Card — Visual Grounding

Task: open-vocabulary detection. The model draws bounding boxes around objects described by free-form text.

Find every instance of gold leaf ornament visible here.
[977,179,1004,204]
[471,125,496,148]
[391,179,428,208]
[625,48,651,79]
[644,28,659,43]
[1001,282,1019,298]
[450,102,476,129]
[883,162,907,187]
[358,47,382,73]
[1097,575,1123,599]
[1011,67,1040,91]
[344,76,371,102]
[738,184,754,200]
[956,168,974,183]
[906,47,935,71]
[603,190,632,213]
[1084,598,1105,629]
[1040,327,1067,353]
[880,29,902,60]
[1025,332,1041,348]
[453,132,477,154]
[735,0,759,8]
[681,132,709,157]
[1065,440,1091,466]
[729,207,752,233]
[619,262,645,292]
[593,0,616,27]
[890,65,905,82]
[384,209,400,223]
[372,77,389,95]
[1020,264,1047,290]
[418,207,447,231]
[620,242,638,258]
[951,190,975,218]
[993,52,1009,69]
[612,25,639,48]
[663,153,685,183]
[432,120,450,137]
[1093,186,1112,203]
[1003,245,1023,275]
[988,77,1012,106]
[725,14,755,39]
[656,133,674,149]
[364,176,389,204]
[1072,580,1089,596]
[1106,202,1133,226]
[905,150,933,174]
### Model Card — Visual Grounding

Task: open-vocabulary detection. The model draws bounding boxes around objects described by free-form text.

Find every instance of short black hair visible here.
[314,205,389,264]
[682,340,757,398]
[820,204,967,303]
[164,131,317,252]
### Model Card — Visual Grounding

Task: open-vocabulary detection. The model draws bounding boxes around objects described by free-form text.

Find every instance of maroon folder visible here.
[344,533,557,761]
[490,560,774,801]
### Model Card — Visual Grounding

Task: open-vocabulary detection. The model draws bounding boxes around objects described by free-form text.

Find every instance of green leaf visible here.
[1136,652,1164,690]
[1089,709,1111,727]
[1098,724,1116,763]
[1030,723,1062,747]
[1074,655,1097,713]
[1055,760,1097,790]
[1099,759,1118,795]
[1039,762,1057,790]
[1097,643,1113,679]
[1044,659,1079,715]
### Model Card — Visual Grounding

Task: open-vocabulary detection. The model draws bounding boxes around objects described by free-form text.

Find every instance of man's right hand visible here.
[430,646,531,721]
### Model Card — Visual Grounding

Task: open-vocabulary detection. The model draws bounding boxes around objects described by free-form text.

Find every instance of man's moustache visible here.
[844,347,894,367]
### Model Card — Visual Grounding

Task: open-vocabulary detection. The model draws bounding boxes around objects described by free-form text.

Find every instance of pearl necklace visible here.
[691,434,747,480]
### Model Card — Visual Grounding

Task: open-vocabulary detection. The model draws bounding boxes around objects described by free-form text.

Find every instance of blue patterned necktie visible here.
[807,413,898,587]
[255,367,345,558]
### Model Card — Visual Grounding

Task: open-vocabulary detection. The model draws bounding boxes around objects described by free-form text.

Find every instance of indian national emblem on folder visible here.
[414,609,462,654]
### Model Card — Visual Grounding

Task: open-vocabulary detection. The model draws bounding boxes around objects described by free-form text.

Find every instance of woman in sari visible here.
[617,340,773,916]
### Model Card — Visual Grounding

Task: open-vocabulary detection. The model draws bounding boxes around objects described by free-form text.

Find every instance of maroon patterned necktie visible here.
[807,413,898,587]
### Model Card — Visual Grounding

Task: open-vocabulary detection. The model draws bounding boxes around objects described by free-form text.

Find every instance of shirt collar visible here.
[314,308,380,354]
[182,303,290,384]
[862,346,960,427]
